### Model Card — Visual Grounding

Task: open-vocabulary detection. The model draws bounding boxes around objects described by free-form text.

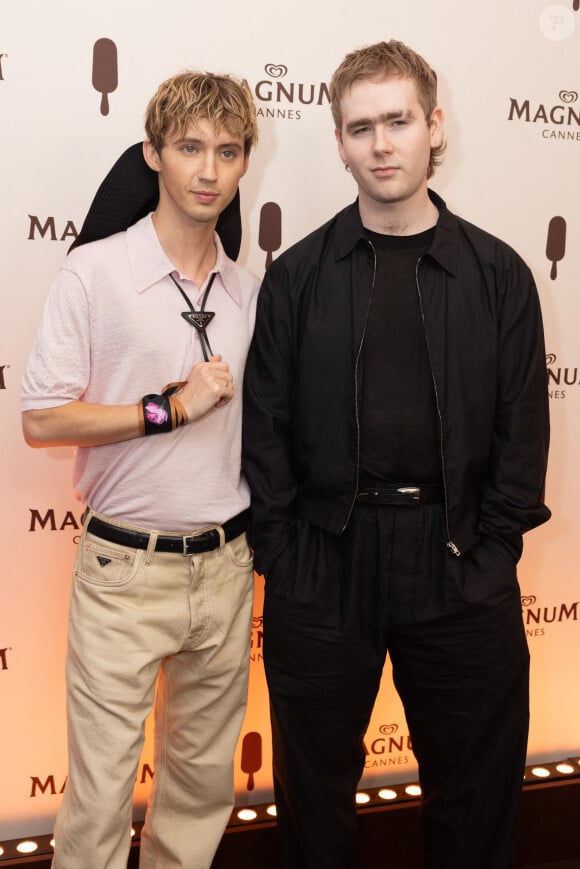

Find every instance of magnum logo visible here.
[259,202,282,270]
[521,594,579,638]
[28,215,79,242]
[508,89,580,140]
[30,764,153,797]
[265,64,288,79]
[364,723,413,769]
[241,731,262,790]
[546,353,579,400]
[250,615,263,662]
[28,508,82,533]
[546,216,567,279]
[249,63,330,120]
[92,38,118,116]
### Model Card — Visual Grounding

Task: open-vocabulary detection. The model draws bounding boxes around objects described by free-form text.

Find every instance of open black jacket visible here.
[242,191,550,576]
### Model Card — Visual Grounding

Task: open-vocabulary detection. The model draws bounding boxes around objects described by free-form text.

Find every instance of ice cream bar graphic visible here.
[259,202,282,270]
[574,0,579,12]
[546,216,566,280]
[92,38,118,116]
[241,731,262,791]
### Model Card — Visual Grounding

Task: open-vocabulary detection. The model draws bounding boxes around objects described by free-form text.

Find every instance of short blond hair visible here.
[145,71,258,155]
[330,40,446,178]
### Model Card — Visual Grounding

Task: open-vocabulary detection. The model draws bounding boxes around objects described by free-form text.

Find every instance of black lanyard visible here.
[170,272,216,362]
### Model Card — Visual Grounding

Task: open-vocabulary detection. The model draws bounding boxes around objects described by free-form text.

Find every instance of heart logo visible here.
[379,723,399,736]
[265,63,288,79]
[545,353,557,366]
[252,616,263,629]
[559,90,578,104]
[521,595,537,607]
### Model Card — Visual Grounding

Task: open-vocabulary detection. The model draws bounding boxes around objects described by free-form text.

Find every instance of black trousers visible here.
[263,503,529,869]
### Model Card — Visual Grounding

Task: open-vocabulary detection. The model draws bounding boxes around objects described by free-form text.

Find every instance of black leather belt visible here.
[356,485,443,506]
[86,510,249,555]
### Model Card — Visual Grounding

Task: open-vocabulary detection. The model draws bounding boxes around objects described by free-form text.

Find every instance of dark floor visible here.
[4,778,579,868]
[509,860,577,866]
[4,845,580,868]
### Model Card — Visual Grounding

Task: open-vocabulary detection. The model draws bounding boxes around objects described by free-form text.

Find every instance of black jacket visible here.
[242,191,550,575]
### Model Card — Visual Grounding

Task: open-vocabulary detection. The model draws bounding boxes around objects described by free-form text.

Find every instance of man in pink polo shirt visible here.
[21,72,259,869]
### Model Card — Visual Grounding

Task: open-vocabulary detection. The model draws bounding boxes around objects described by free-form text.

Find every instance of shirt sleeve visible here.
[21,267,91,410]
[477,254,550,549]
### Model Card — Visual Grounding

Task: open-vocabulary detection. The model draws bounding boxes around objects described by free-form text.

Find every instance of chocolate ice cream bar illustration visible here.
[546,216,566,280]
[241,731,262,791]
[259,202,282,270]
[92,38,118,116]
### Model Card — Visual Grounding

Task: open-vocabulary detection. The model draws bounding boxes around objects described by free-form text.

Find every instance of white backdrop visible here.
[1,0,579,840]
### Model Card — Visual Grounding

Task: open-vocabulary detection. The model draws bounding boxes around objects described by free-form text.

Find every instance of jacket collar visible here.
[425,189,458,277]
[334,189,458,277]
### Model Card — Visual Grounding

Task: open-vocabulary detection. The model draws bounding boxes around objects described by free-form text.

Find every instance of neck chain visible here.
[169,272,217,361]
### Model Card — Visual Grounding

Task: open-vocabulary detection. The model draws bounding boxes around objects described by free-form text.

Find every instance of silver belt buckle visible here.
[397,486,421,502]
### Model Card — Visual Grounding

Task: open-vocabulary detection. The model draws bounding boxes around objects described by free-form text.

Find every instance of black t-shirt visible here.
[358,227,442,486]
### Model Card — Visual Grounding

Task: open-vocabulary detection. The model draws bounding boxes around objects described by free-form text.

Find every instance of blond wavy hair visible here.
[145,72,258,154]
[330,40,446,178]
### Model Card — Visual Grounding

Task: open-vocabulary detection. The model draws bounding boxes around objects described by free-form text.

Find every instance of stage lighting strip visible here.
[0,757,578,863]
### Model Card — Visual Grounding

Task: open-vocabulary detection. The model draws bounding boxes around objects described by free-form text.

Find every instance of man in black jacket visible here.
[243,40,550,869]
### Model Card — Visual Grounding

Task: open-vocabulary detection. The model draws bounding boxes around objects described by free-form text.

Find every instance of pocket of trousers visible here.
[265,535,298,598]
[226,532,254,568]
[74,533,142,588]
[457,534,519,606]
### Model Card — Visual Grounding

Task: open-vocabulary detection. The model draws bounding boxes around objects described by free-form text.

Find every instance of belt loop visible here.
[145,531,158,565]
[216,525,226,557]
[81,507,96,542]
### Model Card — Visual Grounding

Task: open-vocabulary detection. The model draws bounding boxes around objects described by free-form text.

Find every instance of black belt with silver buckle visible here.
[356,485,443,506]
[86,510,249,555]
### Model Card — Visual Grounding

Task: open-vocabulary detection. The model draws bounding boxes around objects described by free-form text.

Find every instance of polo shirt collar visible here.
[127,213,243,306]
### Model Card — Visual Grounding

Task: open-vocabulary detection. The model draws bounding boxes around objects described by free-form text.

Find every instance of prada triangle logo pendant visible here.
[181,310,215,332]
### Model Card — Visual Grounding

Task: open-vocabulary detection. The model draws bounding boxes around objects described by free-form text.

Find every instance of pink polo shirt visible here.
[22,215,260,531]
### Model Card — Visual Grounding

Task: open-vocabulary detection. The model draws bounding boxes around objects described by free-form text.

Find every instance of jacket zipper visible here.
[341,239,377,533]
[415,257,461,556]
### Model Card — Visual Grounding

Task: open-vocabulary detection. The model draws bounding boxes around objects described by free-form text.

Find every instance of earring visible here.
[344,163,351,172]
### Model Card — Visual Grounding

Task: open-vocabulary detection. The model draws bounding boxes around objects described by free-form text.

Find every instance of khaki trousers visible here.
[52,510,254,869]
